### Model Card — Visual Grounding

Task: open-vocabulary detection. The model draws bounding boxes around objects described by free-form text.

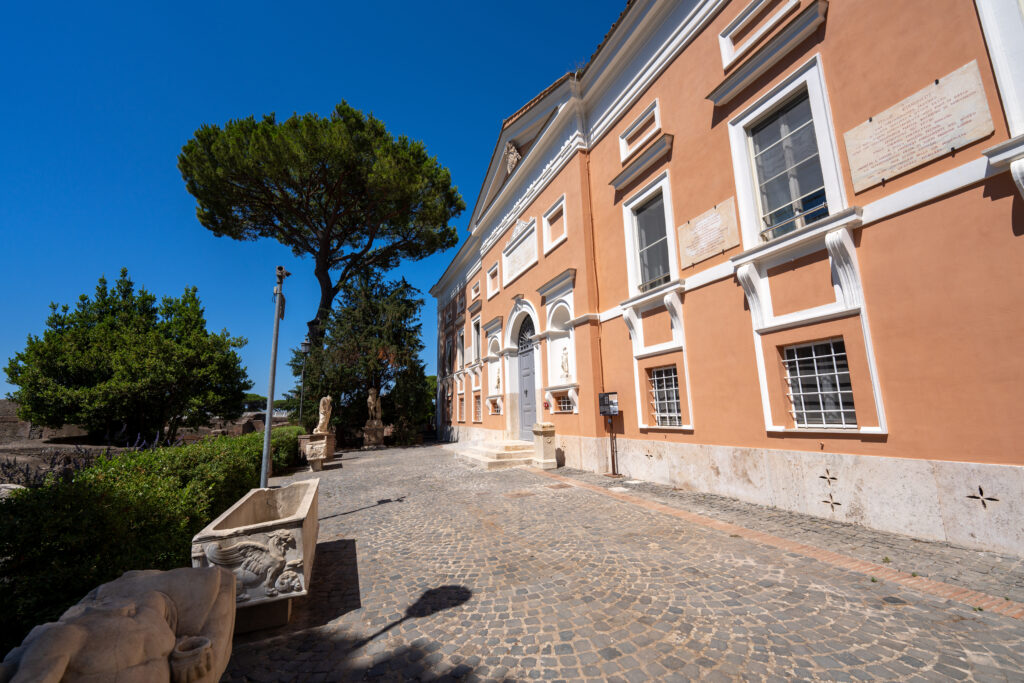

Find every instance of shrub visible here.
[0,426,304,654]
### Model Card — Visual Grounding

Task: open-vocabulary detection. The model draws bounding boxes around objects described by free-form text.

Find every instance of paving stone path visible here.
[224,446,1024,682]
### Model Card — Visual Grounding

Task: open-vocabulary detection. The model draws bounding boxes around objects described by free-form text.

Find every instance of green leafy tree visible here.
[178,101,465,342]
[289,272,433,443]
[4,270,252,442]
[383,368,437,443]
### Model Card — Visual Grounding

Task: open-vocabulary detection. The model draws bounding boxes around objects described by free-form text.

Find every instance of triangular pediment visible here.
[469,74,574,234]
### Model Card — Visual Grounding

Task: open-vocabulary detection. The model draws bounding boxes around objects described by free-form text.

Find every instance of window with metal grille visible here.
[782,339,856,428]
[490,399,501,415]
[458,396,465,422]
[648,366,681,426]
[555,394,574,413]
[474,395,481,422]
[517,318,535,351]
[750,91,828,242]
[635,194,671,292]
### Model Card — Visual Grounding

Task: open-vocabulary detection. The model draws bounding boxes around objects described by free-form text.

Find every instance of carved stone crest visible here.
[203,529,303,602]
[505,141,521,174]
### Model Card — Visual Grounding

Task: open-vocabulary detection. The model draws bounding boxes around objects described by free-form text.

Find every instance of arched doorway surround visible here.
[516,317,537,441]
[505,299,541,442]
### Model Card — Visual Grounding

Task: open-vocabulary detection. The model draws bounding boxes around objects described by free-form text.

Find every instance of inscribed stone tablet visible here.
[677,196,739,270]
[502,222,537,283]
[844,60,994,193]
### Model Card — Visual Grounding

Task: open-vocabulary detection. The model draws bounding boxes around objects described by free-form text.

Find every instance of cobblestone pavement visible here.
[224,447,1024,682]
[554,469,1024,606]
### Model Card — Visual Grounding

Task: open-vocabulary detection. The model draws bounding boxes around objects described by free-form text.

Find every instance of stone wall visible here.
[0,400,87,445]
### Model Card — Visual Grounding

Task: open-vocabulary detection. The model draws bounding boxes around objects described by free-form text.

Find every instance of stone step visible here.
[445,441,536,470]
[456,450,534,470]
[497,441,534,452]
[462,445,536,461]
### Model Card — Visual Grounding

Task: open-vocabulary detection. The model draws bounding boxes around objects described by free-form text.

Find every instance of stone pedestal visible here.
[362,420,384,450]
[532,422,557,470]
[302,434,335,471]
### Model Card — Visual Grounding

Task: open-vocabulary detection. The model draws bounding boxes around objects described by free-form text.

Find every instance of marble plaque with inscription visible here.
[502,223,537,283]
[844,60,994,193]
[677,196,739,269]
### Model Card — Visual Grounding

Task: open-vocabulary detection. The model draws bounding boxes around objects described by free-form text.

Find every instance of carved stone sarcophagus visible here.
[191,480,319,615]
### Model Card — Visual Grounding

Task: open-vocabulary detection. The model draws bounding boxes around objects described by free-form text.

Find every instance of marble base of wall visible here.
[609,438,1023,557]
[440,428,1023,556]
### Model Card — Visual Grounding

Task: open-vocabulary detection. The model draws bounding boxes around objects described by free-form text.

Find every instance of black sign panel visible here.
[598,392,619,416]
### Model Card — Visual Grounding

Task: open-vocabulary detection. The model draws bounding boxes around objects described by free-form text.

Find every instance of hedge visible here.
[0,426,303,655]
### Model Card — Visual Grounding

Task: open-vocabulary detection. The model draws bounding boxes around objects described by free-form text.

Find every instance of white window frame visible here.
[718,0,799,69]
[542,195,568,255]
[471,316,482,363]
[782,338,857,429]
[486,263,500,299]
[473,393,482,423]
[621,170,680,298]
[554,393,575,413]
[471,282,480,300]
[648,366,682,427]
[728,55,847,250]
[619,99,662,162]
[457,330,465,369]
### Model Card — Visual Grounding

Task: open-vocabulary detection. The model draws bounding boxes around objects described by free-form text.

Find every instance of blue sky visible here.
[0,1,625,397]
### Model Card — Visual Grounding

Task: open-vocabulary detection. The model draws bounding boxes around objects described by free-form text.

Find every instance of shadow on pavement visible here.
[348,585,473,652]
[319,496,407,522]
[225,554,480,681]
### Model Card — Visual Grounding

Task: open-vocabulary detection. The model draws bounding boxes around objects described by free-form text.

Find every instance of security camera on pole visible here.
[261,266,290,488]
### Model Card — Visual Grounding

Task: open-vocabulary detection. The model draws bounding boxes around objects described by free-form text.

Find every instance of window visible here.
[490,398,502,415]
[487,263,500,299]
[782,339,856,428]
[619,99,661,161]
[749,92,828,241]
[635,194,671,292]
[718,0,799,69]
[472,319,482,362]
[474,395,482,422]
[554,393,574,413]
[728,57,846,249]
[622,171,679,297]
[542,196,567,255]
[457,330,465,369]
[471,282,480,300]
[458,396,465,422]
[648,367,682,426]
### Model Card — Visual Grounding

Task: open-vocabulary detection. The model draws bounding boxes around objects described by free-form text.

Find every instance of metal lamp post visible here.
[298,335,311,429]
[260,266,290,489]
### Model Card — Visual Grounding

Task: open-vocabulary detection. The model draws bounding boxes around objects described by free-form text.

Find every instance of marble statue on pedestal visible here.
[363,387,384,449]
[313,396,332,435]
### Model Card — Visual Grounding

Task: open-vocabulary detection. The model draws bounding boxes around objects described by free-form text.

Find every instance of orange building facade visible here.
[431,0,1024,555]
